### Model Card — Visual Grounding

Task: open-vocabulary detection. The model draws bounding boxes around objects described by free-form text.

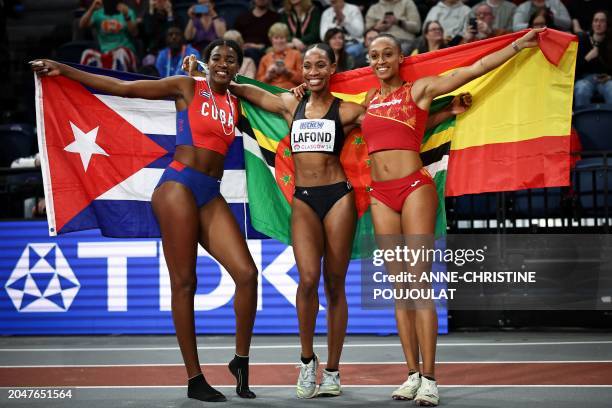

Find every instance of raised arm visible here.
[413,29,543,109]
[30,60,189,101]
[229,83,297,124]
[79,0,101,29]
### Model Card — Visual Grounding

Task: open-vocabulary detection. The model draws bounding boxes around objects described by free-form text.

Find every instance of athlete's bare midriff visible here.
[293,153,347,187]
[370,150,423,182]
[174,145,226,179]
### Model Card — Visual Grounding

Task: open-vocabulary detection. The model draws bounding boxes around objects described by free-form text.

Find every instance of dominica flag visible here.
[240,29,576,257]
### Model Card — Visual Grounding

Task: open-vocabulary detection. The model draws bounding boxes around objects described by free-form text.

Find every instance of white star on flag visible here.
[64,121,109,171]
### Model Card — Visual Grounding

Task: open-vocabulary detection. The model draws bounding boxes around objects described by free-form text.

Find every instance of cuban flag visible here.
[35,65,264,238]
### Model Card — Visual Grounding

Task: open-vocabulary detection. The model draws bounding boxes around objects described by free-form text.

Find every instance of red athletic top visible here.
[361,82,428,154]
[176,78,239,156]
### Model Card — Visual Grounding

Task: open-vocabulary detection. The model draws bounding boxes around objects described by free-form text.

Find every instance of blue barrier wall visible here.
[0,221,448,335]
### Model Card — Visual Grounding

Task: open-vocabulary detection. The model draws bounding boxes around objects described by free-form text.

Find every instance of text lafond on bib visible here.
[291,119,336,153]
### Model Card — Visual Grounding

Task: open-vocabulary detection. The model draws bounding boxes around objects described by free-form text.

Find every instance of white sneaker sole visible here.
[415,396,439,406]
[317,388,341,397]
[392,392,416,400]
[296,388,318,399]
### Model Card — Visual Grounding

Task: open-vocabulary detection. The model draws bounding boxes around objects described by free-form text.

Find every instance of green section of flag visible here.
[243,149,292,243]
[433,169,448,238]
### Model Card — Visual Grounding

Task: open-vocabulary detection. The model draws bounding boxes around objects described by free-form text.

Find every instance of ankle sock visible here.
[325,368,338,373]
[300,355,314,365]
[187,373,226,402]
[423,375,436,381]
[229,354,256,399]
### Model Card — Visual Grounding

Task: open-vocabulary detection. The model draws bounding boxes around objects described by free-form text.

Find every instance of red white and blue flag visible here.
[35,66,258,237]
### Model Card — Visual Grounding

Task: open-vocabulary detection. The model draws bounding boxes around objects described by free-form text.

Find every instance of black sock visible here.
[423,375,436,381]
[300,355,314,365]
[408,370,419,376]
[325,368,338,372]
[229,355,256,399]
[187,373,226,402]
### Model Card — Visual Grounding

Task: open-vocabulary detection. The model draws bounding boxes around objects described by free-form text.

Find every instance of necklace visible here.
[206,78,235,136]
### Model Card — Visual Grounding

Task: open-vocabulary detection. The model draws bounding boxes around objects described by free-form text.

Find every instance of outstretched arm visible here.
[414,29,544,108]
[229,83,297,124]
[30,59,189,100]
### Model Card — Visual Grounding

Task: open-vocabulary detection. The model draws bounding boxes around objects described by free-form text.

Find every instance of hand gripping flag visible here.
[239,29,577,258]
[35,66,259,237]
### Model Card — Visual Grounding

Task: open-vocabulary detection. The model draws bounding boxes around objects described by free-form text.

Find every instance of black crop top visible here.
[290,95,345,156]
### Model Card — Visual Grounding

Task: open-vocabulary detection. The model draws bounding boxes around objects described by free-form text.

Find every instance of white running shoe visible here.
[391,371,421,400]
[296,355,318,399]
[415,376,440,406]
[317,369,341,397]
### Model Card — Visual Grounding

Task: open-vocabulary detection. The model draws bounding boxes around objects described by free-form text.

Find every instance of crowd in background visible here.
[69,0,611,107]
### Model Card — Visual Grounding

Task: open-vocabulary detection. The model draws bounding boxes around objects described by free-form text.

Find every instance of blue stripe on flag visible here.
[62,200,268,239]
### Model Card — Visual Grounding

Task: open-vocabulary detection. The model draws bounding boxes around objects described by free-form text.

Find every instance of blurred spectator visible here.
[512,0,570,31]
[320,0,365,57]
[568,0,608,34]
[411,20,447,54]
[234,0,279,65]
[469,0,516,31]
[155,26,200,77]
[79,0,138,53]
[424,0,471,41]
[355,27,380,67]
[366,0,422,55]
[141,0,182,56]
[223,30,257,78]
[528,6,554,28]
[574,10,611,107]
[256,23,303,89]
[79,0,139,71]
[281,0,321,51]
[184,0,226,53]
[414,0,440,22]
[460,3,509,43]
[323,27,355,72]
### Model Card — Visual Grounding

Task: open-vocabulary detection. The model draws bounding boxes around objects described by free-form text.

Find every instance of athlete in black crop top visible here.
[230,44,365,399]
[290,95,346,157]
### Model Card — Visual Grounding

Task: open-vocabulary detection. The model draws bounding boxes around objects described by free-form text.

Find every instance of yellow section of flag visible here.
[449,42,577,151]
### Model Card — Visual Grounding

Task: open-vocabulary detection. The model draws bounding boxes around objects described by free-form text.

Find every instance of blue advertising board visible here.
[0,221,447,335]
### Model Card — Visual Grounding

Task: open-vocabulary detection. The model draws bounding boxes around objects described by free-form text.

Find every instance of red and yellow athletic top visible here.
[361,82,428,154]
[176,78,239,156]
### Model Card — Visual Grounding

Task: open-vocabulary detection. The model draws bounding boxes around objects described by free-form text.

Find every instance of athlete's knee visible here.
[324,276,346,305]
[170,273,197,296]
[233,265,258,289]
[298,273,320,296]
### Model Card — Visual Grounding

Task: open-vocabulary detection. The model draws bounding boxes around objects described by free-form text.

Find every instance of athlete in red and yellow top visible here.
[362,30,544,406]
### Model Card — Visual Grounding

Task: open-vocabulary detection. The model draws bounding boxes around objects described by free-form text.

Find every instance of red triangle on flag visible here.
[40,76,168,233]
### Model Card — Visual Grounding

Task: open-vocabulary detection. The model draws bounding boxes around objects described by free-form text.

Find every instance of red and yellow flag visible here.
[330,29,577,196]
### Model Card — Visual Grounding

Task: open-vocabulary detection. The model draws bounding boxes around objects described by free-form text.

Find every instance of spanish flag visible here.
[331,28,577,196]
[238,29,576,257]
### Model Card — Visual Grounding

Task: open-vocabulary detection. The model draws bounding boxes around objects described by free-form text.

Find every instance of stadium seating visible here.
[573,157,612,216]
[215,0,251,29]
[512,188,563,218]
[0,124,36,167]
[450,193,499,220]
[572,104,612,151]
